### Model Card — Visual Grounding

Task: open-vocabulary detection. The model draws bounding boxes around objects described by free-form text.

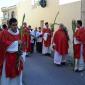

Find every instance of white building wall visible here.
[81,0,85,26]
[17,0,81,56]
[17,0,81,29]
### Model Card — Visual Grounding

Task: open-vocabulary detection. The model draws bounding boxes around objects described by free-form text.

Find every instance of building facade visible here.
[81,0,85,26]
[17,0,82,27]
[1,5,17,25]
[1,0,85,56]
[16,0,84,56]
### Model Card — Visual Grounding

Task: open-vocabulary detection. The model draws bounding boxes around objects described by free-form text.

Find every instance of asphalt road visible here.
[22,53,85,85]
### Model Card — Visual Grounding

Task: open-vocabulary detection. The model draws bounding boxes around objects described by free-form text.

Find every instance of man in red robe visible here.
[0,18,25,85]
[52,24,69,66]
[42,22,52,56]
[22,23,31,56]
[74,20,85,72]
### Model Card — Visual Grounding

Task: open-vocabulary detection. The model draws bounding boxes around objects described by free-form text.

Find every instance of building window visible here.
[59,0,80,5]
[4,12,8,19]
[32,0,40,6]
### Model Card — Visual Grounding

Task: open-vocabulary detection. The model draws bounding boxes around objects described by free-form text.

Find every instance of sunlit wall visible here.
[59,0,81,5]
[17,0,81,31]
[17,0,81,55]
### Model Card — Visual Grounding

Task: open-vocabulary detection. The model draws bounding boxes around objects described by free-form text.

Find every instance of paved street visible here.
[23,53,85,85]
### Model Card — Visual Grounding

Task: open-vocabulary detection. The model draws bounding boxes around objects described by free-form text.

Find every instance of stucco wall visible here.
[17,0,81,56]
[58,1,81,56]
[81,0,85,26]
[17,0,81,40]
[17,0,81,29]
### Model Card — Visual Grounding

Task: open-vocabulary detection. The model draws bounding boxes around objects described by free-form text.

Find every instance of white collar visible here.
[8,29,19,35]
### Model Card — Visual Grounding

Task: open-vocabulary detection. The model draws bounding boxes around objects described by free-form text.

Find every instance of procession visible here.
[0,0,85,85]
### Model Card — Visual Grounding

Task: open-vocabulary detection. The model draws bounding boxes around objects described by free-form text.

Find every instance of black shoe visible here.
[26,54,29,57]
[78,69,84,72]
[47,53,51,56]
[44,54,48,56]
[74,69,84,72]
[74,69,79,72]
[61,62,66,65]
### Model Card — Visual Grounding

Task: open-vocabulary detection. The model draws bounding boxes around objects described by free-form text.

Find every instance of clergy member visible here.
[52,24,69,66]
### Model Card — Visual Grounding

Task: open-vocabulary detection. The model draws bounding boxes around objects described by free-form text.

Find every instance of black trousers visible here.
[36,42,42,53]
[31,43,35,53]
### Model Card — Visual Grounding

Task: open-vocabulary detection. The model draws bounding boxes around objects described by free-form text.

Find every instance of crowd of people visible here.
[0,17,85,85]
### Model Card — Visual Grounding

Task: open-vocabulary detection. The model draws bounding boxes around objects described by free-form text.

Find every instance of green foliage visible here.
[51,23,54,32]
[20,14,25,40]
[51,11,59,32]
[72,20,76,33]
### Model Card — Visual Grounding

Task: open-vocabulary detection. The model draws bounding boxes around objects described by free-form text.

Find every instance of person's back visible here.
[53,24,69,55]
[52,24,69,65]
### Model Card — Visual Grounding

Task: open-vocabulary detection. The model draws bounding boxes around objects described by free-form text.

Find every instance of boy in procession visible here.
[74,20,85,72]
[42,22,52,56]
[36,27,43,53]
[0,18,26,85]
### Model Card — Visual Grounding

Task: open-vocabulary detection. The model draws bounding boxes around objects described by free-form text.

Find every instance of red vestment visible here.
[74,27,85,61]
[53,28,69,56]
[0,31,5,76]
[0,30,23,78]
[42,28,52,47]
[22,27,31,52]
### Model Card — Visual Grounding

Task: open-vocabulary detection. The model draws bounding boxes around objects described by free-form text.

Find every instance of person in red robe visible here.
[42,22,52,56]
[22,23,31,56]
[0,18,25,85]
[52,24,69,66]
[74,20,85,72]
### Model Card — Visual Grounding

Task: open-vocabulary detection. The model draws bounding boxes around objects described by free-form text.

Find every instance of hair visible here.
[28,25,31,28]
[23,22,27,25]
[77,20,82,26]
[9,18,17,25]
[38,27,41,29]
[45,22,48,25]
[59,23,69,41]
[2,24,7,28]
[59,23,64,28]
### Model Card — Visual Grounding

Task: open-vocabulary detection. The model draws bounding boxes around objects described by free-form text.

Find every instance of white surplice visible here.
[42,33,51,54]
